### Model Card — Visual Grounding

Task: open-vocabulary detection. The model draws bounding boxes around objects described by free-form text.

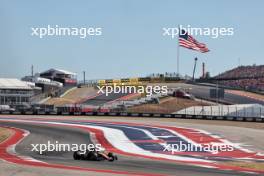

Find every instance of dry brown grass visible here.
[0,127,12,143]
[45,98,76,106]
[128,97,209,113]
[224,161,264,171]
[46,87,97,106]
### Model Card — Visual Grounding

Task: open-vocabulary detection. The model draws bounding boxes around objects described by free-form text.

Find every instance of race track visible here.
[0,116,263,176]
[165,83,264,105]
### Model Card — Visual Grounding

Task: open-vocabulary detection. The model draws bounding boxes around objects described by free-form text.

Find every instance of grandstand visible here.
[22,68,78,101]
[40,68,77,86]
[214,65,264,92]
[22,74,63,87]
[0,78,34,106]
[216,65,264,79]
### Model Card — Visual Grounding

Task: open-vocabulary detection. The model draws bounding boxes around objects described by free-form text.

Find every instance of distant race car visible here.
[73,149,118,162]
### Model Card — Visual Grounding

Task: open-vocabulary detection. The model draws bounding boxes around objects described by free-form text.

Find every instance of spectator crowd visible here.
[215,65,264,92]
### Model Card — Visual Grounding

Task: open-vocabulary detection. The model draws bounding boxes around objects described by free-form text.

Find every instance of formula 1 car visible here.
[73,149,118,162]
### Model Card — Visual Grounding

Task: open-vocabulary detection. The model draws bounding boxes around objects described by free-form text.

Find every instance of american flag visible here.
[179,30,209,53]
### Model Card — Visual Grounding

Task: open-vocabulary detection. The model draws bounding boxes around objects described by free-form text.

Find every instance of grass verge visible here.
[0,127,12,143]
[224,161,264,171]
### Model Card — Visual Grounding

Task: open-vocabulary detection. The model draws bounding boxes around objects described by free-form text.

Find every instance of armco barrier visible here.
[0,110,263,122]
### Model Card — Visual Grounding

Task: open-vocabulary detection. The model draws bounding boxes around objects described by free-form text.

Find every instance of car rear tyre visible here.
[90,151,99,161]
[73,151,81,160]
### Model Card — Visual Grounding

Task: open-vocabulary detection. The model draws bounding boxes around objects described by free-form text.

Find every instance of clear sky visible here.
[0,0,263,80]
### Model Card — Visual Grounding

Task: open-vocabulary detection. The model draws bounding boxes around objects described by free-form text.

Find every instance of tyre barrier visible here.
[0,110,263,122]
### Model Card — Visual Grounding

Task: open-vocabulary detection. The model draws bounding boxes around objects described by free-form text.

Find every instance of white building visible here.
[0,78,34,106]
[40,68,77,86]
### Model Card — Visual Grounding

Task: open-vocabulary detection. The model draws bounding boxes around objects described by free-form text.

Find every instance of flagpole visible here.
[177,26,180,77]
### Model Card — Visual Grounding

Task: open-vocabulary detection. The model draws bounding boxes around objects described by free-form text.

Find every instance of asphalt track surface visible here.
[83,92,130,106]
[82,83,263,106]
[166,83,264,105]
[0,118,259,176]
